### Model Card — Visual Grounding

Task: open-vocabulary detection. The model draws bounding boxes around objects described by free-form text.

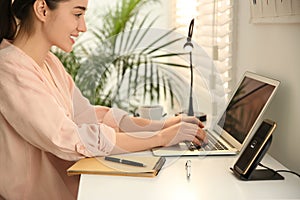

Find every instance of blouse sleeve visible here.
[0,51,125,161]
[72,86,128,156]
[72,86,128,131]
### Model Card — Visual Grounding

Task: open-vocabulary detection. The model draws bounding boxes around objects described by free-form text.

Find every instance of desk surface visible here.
[77,153,300,200]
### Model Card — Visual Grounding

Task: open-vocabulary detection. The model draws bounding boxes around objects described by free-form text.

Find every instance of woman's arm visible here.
[119,114,205,132]
[111,119,207,154]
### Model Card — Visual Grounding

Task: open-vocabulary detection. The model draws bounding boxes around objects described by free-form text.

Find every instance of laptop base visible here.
[152,143,238,157]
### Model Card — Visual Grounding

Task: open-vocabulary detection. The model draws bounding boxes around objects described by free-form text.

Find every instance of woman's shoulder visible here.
[0,40,18,61]
[0,40,33,70]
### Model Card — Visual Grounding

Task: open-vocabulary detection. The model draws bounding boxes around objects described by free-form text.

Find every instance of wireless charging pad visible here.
[231,120,284,181]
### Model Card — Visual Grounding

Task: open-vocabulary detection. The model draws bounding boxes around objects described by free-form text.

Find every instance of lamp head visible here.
[183,19,195,52]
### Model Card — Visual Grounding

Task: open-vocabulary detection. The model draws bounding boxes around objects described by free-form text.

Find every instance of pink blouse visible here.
[0,40,127,200]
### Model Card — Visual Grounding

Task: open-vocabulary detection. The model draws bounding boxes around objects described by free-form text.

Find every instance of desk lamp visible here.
[184,19,195,116]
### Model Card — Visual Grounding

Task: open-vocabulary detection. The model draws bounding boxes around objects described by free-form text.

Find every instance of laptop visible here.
[152,71,280,156]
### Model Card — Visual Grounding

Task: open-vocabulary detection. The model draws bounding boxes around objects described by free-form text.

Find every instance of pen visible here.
[104,156,146,167]
[186,160,191,178]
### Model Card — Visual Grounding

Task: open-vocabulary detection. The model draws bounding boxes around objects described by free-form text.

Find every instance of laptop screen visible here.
[217,72,279,144]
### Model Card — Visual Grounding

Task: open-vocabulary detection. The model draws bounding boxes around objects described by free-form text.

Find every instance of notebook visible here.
[67,155,166,178]
[152,71,280,156]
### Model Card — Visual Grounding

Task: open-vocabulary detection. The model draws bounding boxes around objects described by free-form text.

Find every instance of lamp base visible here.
[175,111,207,122]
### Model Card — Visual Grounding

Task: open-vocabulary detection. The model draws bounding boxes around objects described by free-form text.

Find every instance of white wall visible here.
[235,1,300,173]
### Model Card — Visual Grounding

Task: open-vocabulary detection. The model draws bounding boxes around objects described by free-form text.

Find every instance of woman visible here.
[0,0,207,199]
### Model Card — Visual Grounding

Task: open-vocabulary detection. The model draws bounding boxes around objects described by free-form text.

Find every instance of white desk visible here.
[77,153,300,200]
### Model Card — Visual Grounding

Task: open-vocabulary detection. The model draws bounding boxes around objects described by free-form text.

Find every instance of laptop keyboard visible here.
[185,131,228,151]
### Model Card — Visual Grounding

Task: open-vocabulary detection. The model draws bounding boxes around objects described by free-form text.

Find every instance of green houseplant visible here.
[54,0,189,114]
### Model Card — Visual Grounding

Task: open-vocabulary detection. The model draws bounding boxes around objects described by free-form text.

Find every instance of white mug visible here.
[138,105,164,120]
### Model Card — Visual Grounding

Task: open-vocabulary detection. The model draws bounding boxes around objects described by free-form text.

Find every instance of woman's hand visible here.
[164,115,205,129]
[158,120,207,147]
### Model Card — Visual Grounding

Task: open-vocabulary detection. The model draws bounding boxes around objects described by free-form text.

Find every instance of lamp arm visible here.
[187,51,194,116]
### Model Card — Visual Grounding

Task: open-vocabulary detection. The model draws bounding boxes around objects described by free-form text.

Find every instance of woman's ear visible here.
[33,0,48,22]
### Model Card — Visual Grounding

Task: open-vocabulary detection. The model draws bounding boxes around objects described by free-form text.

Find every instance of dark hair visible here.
[0,0,67,43]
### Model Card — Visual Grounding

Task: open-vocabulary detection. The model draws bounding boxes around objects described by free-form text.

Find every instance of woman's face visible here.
[43,0,88,52]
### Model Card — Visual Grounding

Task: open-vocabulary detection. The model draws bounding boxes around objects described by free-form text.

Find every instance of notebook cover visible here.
[67,156,166,178]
